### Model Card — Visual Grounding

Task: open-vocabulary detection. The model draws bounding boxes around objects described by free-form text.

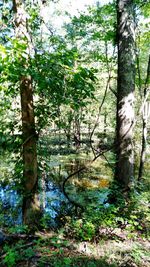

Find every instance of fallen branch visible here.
[62,145,114,210]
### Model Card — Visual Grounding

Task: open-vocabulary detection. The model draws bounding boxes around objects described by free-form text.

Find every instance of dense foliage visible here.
[0,0,150,266]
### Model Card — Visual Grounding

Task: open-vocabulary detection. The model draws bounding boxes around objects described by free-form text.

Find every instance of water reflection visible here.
[0,136,113,226]
[0,171,110,227]
[0,186,22,225]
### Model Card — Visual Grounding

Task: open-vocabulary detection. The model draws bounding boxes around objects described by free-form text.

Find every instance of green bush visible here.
[70,219,96,241]
[3,246,19,267]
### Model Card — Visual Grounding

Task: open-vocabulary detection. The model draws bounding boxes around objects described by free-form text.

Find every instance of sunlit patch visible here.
[79,179,94,189]
[74,177,110,189]
[98,179,109,188]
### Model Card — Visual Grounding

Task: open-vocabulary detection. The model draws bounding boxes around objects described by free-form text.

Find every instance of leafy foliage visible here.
[0,2,149,263]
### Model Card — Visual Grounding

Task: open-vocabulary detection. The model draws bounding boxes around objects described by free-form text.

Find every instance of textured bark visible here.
[13,0,41,227]
[20,76,40,226]
[115,0,135,189]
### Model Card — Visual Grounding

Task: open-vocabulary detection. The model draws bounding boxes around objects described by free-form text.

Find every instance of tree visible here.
[138,55,150,180]
[115,0,136,189]
[12,0,41,227]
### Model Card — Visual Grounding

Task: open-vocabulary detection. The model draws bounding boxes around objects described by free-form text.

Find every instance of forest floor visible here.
[0,230,150,267]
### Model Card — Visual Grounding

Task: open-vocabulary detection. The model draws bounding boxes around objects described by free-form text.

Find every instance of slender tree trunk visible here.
[66,110,73,147]
[74,114,81,148]
[138,111,147,180]
[138,56,150,180]
[103,111,107,140]
[12,0,41,227]
[115,0,135,189]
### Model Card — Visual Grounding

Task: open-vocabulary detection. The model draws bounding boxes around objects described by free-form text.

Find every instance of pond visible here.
[1,131,149,228]
[0,150,112,227]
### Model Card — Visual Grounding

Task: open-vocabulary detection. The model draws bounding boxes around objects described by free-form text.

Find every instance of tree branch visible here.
[62,145,114,210]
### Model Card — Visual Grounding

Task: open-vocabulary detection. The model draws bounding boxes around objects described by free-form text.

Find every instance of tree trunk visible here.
[138,112,147,180]
[12,0,41,227]
[103,111,107,140]
[115,0,135,189]
[138,56,150,180]
[74,113,81,149]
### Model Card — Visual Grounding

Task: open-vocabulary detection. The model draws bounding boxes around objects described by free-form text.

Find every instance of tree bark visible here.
[12,0,41,227]
[115,0,135,189]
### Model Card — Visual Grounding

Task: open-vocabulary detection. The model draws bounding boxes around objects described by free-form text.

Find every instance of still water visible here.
[0,135,114,226]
